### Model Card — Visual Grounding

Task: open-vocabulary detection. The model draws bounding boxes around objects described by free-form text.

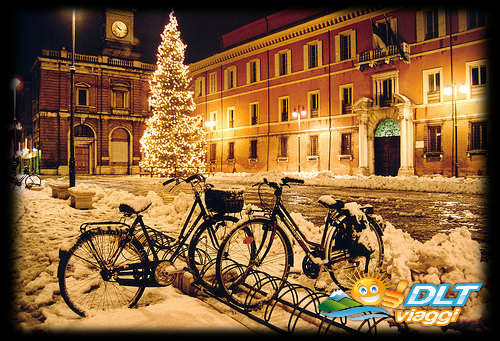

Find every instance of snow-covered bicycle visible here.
[216,177,385,309]
[58,174,243,317]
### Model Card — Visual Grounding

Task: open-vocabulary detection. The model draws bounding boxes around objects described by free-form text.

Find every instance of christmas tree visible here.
[140,11,206,177]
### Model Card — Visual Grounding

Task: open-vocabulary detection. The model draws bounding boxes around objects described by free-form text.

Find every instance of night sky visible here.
[9,7,282,80]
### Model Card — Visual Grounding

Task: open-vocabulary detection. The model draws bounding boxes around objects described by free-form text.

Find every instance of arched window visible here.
[74,124,94,138]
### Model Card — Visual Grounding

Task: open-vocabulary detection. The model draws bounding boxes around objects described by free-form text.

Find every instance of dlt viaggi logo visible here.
[318,271,482,326]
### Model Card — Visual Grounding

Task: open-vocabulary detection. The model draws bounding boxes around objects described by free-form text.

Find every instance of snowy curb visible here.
[208,171,487,195]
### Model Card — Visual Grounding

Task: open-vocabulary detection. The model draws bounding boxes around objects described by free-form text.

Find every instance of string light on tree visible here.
[140,11,206,177]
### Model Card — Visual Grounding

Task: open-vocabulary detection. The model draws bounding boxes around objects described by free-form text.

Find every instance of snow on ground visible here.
[10,173,489,334]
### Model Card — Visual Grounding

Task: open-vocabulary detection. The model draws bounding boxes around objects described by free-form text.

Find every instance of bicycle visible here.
[58,174,243,317]
[216,177,384,309]
[10,165,41,189]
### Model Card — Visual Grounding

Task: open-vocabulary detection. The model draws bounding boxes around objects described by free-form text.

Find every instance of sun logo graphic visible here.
[318,271,408,321]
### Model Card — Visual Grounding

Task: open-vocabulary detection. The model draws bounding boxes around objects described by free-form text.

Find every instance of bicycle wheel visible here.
[58,228,148,317]
[216,218,293,309]
[188,215,238,290]
[326,218,384,291]
[25,174,41,189]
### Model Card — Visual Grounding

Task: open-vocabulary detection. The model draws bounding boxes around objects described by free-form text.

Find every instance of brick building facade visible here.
[24,9,155,175]
[189,6,489,177]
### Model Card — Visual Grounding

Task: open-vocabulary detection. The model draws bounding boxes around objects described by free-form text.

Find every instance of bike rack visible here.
[194,268,409,336]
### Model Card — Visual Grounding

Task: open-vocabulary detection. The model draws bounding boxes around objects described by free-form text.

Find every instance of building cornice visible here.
[189,5,391,73]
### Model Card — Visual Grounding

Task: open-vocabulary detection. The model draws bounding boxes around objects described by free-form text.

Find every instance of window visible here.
[275,50,291,76]
[227,107,235,128]
[75,82,90,107]
[279,136,288,158]
[246,59,260,84]
[373,71,398,107]
[340,85,353,114]
[279,97,289,122]
[335,30,356,62]
[111,81,130,110]
[467,8,486,29]
[74,124,94,138]
[304,40,323,70]
[469,121,488,152]
[77,89,88,106]
[228,142,235,160]
[471,65,487,86]
[425,125,442,153]
[423,69,442,104]
[309,135,319,157]
[209,72,217,93]
[373,18,398,48]
[341,133,351,155]
[224,66,237,89]
[467,60,488,98]
[250,140,258,159]
[416,8,445,42]
[340,34,351,60]
[309,92,320,118]
[250,103,259,125]
[210,143,217,162]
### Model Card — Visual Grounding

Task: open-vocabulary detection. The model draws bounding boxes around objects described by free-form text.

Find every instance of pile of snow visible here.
[209,170,487,195]
[382,223,489,327]
[11,181,489,334]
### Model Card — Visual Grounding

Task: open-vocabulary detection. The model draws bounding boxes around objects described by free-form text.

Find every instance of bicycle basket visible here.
[205,186,244,213]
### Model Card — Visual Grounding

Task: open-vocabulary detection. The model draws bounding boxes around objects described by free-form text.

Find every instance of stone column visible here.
[395,100,415,176]
[354,97,373,176]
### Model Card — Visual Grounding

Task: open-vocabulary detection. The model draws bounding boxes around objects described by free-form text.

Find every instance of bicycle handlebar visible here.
[252,177,304,189]
[162,174,206,187]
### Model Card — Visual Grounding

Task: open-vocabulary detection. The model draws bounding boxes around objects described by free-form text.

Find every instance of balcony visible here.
[356,43,410,71]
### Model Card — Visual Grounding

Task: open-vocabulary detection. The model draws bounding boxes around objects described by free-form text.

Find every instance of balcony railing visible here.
[357,43,410,67]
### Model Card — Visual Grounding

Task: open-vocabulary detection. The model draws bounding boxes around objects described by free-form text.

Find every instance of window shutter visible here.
[458,8,467,32]
[195,78,200,97]
[224,69,228,89]
[256,59,261,82]
[246,62,250,84]
[317,40,323,67]
[287,50,292,74]
[416,10,424,42]
[438,8,446,37]
[334,34,340,62]
[274,53,279,77]
[350,31,356,60]
[303,44,309,70]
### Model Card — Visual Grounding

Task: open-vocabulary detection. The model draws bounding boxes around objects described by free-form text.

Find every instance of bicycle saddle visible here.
[318,195,344,210]
[119,198,152,214]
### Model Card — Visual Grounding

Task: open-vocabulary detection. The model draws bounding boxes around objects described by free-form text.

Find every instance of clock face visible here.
[111,21,128,38]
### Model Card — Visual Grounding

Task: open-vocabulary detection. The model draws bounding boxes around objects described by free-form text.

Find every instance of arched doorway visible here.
[74,124,95,174]
[110,127,130,174]
[374,119,400,176]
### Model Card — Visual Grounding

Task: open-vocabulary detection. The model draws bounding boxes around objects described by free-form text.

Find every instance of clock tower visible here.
[102,8,141,60]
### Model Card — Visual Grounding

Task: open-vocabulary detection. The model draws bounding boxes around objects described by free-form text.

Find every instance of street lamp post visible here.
[10,78,22,165]
[69,8,76,187]
[292,105,307,172]
[444,83,468,177]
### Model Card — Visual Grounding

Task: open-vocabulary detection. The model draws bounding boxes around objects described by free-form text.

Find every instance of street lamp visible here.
[10,78,21,161]
[444,83,468,177]
[292,105,307,172]
[69,8,76,187]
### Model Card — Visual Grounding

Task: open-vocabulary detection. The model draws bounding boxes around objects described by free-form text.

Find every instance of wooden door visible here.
[374,136,400,176]
[75,145,89,174]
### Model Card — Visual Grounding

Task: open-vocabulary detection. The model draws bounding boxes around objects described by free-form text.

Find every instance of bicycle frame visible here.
[266,190,339,260]
[78,180,229,287]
